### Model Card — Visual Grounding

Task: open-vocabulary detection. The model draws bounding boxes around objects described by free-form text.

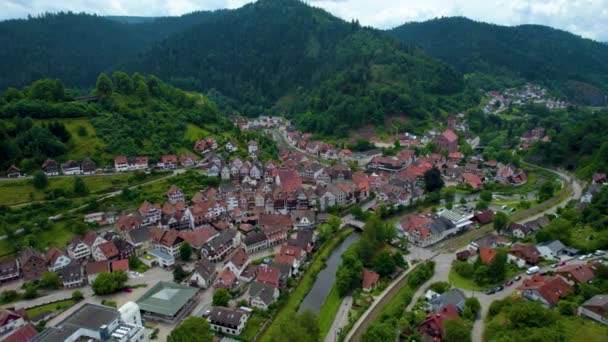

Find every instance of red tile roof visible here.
[259,214,293,229]
[86,260,109,275]
[179,227,219,248]
[228,248,249,269]
[517,274,572,306]
[3,322,38,342]
[45,247,65,265]
[215,268,237,289]
[418,304,460,339]
[150,227,183,246]
[441,129,458,143]
[273,254,296,266]
[473,210,494,225]
[256,266,281,287]
[98,241,119,259]
[111,259,129,272]
[362,269,380,290]
[509,244,540,264]
[479,247,497,264]
[557,264,596,283]
[160,155,178,164]
[462,172,483,189]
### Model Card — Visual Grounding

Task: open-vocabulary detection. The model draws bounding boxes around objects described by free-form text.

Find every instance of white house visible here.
[226,141,238,153]
[61,160,82,175]
[536,240,566,260]
[114,156,129,172]
[67,237,92,260]
[248,282,279,310]
[248,141,258,155]
[188,259,217,289]
[84,212,104,223]
[208,307,250,336]
[46,247,72,272]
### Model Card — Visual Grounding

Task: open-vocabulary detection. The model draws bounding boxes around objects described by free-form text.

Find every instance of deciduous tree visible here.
[168,317,213,342]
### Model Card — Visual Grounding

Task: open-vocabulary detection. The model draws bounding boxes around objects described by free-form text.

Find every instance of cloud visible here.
[1,0,607,41]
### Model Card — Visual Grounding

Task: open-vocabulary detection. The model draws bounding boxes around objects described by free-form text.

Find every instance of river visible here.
[298,232,361,314]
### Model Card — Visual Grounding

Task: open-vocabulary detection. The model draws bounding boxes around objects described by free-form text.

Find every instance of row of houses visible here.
[0,242,131,289]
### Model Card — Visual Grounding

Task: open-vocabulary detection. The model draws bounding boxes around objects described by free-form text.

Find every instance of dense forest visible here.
[0,73,246,172]
[0,11,218,91]
[1,1,607,136]
[523,106,608,178]
[388,17,608,106]
[129,0,472,135]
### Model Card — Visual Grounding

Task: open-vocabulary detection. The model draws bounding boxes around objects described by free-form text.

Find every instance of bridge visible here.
[341,218,366,230]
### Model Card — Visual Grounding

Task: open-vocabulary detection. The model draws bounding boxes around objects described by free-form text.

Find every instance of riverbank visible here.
[258,228,355,342]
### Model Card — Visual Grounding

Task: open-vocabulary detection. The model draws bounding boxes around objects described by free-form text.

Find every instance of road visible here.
[324,295,352,342]
[519,163,583,223]
[343,163,585,342]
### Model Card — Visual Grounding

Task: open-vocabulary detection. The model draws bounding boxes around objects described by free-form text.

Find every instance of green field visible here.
[561,316,608,341]
[448,268,488,291]
[259,228,354,342]
[26,299,76,319]
[0,173,155,206]
[317,285,342,338]
[448,265,520,291]
[485,299,608,342]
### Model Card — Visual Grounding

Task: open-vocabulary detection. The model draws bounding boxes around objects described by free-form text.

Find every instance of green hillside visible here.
[388,17,608,105]
[0,73,234,172]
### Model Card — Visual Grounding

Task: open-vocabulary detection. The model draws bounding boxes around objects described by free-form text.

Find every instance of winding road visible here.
[338,163,585,342]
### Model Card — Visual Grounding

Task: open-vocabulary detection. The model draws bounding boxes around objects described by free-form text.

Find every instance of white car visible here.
[579,254,588,260]
[594,250,605,256]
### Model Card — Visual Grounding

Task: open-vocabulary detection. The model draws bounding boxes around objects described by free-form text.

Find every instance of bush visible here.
[463,297,481,320]
[453,261,475,278]
[427,281,451,294]
[33,170,48,189]
[407,261,435,288]
[71,290,84,301]
[0,290,19,303]
[92,271,128,295]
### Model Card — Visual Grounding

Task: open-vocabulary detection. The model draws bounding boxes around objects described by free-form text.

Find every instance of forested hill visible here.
[0,11,219,91]
[388,17,608,106]
[129,0,471,135]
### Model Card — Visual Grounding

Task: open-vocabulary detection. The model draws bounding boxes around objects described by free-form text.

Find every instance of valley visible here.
[0,1,607,342]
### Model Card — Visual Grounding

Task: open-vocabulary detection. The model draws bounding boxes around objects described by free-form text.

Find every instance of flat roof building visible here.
[33,302,146,342]
[135,281,198,323]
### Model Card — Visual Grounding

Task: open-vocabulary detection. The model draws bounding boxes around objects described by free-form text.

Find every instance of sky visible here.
[2,0,608,41]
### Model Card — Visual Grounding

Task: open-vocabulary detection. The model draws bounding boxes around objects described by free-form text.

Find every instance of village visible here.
[482,83,571,115]
[0,114,607,342]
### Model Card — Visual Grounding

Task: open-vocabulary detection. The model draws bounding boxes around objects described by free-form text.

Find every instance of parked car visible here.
[122,287,133,293]
[494,285,504,292]
[557,260,566,267]
[551,263,559,268]
[579,254,588,260]
[485,288,496,295]
[587,253,594,259]
[505,280,514,286]
[526,266,540,275]
[514,275,522,281]
[594,250,605,256]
